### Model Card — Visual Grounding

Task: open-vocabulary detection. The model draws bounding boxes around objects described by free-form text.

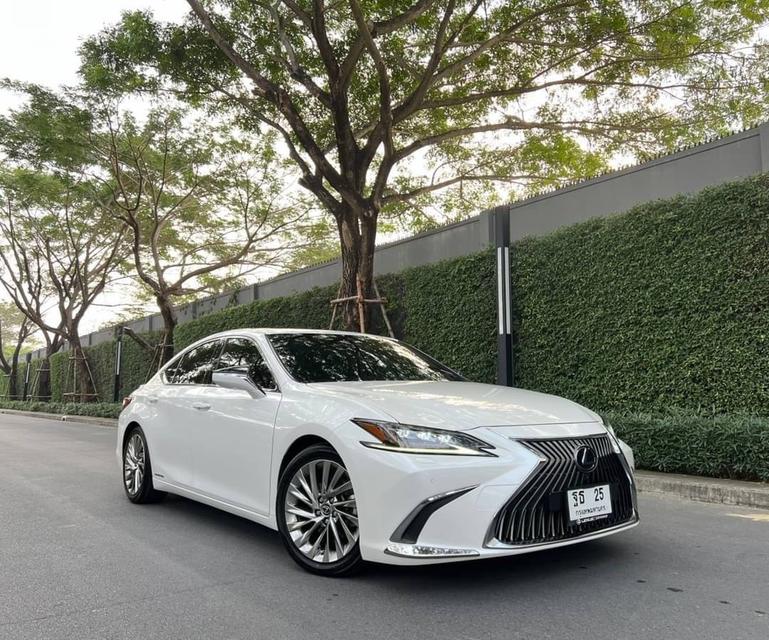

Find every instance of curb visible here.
[0,408,118,428]
[635,470,769,511]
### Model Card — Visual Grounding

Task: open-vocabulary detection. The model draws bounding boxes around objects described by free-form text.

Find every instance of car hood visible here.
[307,380,600,430]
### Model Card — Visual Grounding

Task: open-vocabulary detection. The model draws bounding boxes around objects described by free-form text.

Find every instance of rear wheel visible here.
[277,444,363,576]
[122,426,165,504]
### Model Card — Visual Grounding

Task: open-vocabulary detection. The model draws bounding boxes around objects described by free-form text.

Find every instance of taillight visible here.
[122,396,133,410]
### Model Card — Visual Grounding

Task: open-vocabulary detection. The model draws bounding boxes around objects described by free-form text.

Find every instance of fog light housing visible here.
[385,543,479,558]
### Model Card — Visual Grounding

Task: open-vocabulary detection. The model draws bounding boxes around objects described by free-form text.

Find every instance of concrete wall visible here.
[506,125,767,241]
[30,123,769,360]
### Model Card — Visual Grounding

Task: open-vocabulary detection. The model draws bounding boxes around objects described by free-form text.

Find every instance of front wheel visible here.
[122,426,165,504]
[277,444,363,576]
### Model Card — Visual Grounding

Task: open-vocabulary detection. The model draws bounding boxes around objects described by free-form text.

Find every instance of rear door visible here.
[186,336,281,516]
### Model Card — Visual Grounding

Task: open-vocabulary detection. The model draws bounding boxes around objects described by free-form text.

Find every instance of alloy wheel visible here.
[124,433,146,497]
[284,459,359,563]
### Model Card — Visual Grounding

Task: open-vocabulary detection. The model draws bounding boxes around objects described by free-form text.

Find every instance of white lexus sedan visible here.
[118,329,638,576]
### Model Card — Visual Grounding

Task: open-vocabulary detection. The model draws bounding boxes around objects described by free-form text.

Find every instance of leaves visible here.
[78,1,769,232]
[610,410,769,482]
[511,174,769,417]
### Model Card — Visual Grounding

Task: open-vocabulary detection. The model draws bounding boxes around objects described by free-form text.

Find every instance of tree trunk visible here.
[337,210,377,331]
[8,351,19,400]
[157,295,177,366]
[37,352,53,402]
[68,335,97,402]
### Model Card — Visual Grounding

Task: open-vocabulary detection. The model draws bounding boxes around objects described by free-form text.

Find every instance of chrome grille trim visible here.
[489,434,636,546]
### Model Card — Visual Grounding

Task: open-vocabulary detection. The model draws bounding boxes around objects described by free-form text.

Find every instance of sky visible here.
[0,1,186,93]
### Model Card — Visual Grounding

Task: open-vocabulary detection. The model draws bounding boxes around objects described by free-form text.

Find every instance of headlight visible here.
[352,419,496,456]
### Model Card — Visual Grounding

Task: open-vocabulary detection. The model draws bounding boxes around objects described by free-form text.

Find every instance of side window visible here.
[218,337,278,391]
[163,356,184,384]
[174,340,223,385]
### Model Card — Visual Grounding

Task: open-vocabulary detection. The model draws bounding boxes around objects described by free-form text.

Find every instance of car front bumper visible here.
[341,422,639,566]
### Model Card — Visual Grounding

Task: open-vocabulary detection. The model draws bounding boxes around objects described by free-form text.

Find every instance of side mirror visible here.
[212,369,265,398]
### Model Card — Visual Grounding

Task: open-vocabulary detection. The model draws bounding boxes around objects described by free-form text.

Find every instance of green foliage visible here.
[174,253,497,382]
[511,174,769,416]
[608,411,769,482]
[400,251,496,383]
[9,173,769,482]
[84,341,117,402]
[79,1,769,236]
[44,330,161,401]
[0,400,121,419]
[175,287,337,350]
[50,352,66,402]
[119,331,164,397]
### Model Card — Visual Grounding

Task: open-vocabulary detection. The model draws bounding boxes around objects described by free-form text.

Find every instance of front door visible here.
[186,336,281,516]
[150,339,224,488]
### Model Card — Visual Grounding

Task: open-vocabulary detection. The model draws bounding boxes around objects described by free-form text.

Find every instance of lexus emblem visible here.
[574,445,598,473]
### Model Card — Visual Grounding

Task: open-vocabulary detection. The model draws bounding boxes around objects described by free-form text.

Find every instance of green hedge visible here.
[175,251,497,383]
[50,352,65,402]
[8,174,769,481]
[609,411,769,482]
[512,175,769,416]
[176,287,336,349]
[0,359,37,401]
[39,331,161,403]
[400,251,496,382]
[0,400,121,419]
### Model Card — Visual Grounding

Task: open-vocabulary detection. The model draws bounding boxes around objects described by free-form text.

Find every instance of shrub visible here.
[173,251,497,384]
[512,175,769,416]
[0,400,121,419]
[608,410,769,482]
[176,286,336,350]
[10,174,769,481]
[401,250,496,382]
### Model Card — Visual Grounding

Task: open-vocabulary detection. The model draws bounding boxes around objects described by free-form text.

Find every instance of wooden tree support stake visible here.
[329,276,394,337]
[145,341,173,382]
[29,359,51,402]
[62,351,99,402]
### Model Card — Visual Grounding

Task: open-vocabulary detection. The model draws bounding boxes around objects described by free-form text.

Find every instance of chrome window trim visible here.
[217,334,281,393]
[163,338,225,386]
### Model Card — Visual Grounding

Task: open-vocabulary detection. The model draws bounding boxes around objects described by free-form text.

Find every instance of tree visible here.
[94,105,310,364]
[0,168,126,401]
[80,0,769,327]
[0,302,36,399]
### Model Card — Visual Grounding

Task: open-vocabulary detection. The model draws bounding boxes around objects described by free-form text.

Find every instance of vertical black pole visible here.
[494,208,514,386]
[113,327,124,403]
[22,352,31,401]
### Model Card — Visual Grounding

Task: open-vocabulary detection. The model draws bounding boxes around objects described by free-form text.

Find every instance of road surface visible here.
[0,414,767,640]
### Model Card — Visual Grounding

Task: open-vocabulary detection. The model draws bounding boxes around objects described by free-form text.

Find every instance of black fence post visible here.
[113,326,124,403]
[22,352,31,401]
[492,207,514,386]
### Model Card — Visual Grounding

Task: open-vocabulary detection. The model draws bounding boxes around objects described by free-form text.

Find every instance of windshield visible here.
[266,333,464,383]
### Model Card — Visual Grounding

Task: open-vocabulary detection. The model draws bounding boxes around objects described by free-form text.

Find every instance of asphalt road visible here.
[1,415,767,640]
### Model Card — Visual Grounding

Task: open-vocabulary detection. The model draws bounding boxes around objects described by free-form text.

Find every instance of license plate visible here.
[567,484,612,524]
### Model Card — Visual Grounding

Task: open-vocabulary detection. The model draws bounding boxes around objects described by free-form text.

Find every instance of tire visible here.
[277,444,363,577]
[122,426,166,504]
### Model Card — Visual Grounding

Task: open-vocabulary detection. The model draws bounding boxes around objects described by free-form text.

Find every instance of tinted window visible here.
[267,333,463,383]
[173,340,223,385]
[218,337,277,391]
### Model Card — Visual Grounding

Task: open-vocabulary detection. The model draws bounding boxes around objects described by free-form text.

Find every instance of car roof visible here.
[202,328,392,338]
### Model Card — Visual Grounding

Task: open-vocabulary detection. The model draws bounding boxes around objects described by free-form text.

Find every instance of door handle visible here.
[146,396,158,404]
[192,402,211,411]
